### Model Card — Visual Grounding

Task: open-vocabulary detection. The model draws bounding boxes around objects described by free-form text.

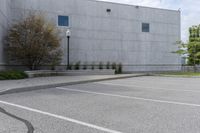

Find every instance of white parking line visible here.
[0,100,122,133]
[57,87,200,108]
[108,78,200,86]
[96,82,200,93]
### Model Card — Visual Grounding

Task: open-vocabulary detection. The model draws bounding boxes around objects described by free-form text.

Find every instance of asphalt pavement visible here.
[0,76,200,133]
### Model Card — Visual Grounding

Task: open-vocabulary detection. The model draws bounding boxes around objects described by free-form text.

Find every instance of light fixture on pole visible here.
[66,29,71,70]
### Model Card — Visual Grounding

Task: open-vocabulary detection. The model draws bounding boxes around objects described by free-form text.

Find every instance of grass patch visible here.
[0,70,28,80]
[159,72,200,77]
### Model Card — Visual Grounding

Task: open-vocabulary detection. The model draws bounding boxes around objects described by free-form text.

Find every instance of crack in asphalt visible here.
[0,107,34,133]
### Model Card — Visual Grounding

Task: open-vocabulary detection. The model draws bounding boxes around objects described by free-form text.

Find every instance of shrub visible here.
[99,62,103,70]
[0,76,6,80]
[83,62,87,70]
[106,62,110,69]
[116,63,123,74]
[0,70,28,80]
[91,62,95,70]
[75,61,81,70]
[112,62,117,70]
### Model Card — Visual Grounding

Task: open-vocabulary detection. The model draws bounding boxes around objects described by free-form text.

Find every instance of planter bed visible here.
[25,69,115,78]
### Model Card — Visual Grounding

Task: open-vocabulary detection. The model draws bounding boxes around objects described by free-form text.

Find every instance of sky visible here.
[99,0,200,42]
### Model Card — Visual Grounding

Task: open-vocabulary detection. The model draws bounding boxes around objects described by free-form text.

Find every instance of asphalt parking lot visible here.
[1,76,200,133]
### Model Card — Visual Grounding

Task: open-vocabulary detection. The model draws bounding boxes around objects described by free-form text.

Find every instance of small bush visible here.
[83,62,87,70]
[75,61,81,70]
[0,76,6,80]
[99,62,104,70]
[91,62,95,70]
[116,63,123,74]
[0,70,28,80]
[106,62,110,69]
[112,62,117,70]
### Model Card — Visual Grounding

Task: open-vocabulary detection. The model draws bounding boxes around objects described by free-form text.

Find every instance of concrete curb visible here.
[149,73,200,78]
[0,74,148,95]
[25,70,116,78]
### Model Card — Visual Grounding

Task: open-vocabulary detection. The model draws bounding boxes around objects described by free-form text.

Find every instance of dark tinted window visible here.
[142,23,150,32]
[58,16,69,26]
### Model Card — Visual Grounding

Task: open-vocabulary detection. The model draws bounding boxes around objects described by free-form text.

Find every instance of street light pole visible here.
[67,36,70,69]
[66,29,71,70]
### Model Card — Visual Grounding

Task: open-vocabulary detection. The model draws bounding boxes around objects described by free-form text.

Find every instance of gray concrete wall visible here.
[3,0,181,71]
[70,0,181,71]
[0,0,11,70]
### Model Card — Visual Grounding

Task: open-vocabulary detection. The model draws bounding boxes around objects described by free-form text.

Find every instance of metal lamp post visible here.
[66,29,71,70]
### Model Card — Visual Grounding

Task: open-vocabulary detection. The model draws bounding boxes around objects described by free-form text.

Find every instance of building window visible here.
[142,23,150,32]
[58,16,69,26]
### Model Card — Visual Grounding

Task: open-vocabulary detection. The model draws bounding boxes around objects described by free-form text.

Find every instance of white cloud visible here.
[99,0,200,42]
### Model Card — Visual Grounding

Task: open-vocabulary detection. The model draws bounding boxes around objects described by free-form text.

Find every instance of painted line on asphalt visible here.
[0,100,122,133]
[96,82,200,93]
[110,78,200,86]
[57,87,200,108]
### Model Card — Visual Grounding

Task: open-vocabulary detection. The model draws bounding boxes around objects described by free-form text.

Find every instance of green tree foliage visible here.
[6,14,62,70]
[189,25,200,42]
[174,41,188,56]
[188,25,200,65]
[188,42,200,65]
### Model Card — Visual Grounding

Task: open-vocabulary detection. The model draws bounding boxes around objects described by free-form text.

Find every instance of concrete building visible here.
[0,0,11,70]
[0,0,181,72]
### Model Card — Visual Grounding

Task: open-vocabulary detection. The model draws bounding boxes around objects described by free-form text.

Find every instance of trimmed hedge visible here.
[0,70,28,80]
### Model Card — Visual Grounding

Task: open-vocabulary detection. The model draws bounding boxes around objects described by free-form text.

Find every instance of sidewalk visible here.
[0,74,147,95]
